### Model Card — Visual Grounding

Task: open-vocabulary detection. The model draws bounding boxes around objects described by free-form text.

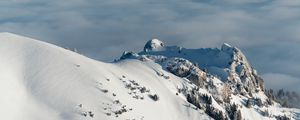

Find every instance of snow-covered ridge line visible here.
[0,33,210,120]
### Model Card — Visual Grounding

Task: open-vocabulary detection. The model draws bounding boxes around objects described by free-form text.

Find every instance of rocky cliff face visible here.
[220,43,265,96]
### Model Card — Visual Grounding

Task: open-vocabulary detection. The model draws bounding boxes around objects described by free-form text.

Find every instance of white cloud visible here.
[0,0,299,92]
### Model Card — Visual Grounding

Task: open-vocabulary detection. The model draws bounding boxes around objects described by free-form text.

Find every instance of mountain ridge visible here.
[0,33,299,120]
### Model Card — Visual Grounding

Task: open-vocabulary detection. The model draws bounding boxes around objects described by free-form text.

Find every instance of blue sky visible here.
[0,0,300,92]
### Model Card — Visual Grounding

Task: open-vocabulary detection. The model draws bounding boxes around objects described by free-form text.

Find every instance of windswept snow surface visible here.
[0,33,210,120]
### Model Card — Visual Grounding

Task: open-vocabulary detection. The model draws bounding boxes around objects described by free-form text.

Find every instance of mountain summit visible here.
[0,33,299,120]
[144,38,165,52]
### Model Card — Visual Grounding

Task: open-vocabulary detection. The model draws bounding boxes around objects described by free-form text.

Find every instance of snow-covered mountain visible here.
[0,33,299,120]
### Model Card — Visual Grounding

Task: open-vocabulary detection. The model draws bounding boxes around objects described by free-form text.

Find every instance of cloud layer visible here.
[0,0,299,92]
[263,73,300,92]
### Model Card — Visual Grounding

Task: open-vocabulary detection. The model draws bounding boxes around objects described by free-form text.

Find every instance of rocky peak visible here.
[144,39,165,52]
[120,51,139,60]
[125,40,264,91]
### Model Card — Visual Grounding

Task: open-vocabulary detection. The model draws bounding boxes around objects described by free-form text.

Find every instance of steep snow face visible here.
[0,33,211,120]
[144,39,165,52]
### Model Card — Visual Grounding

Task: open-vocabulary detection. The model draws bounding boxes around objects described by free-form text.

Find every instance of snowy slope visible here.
[0,33,211,120]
